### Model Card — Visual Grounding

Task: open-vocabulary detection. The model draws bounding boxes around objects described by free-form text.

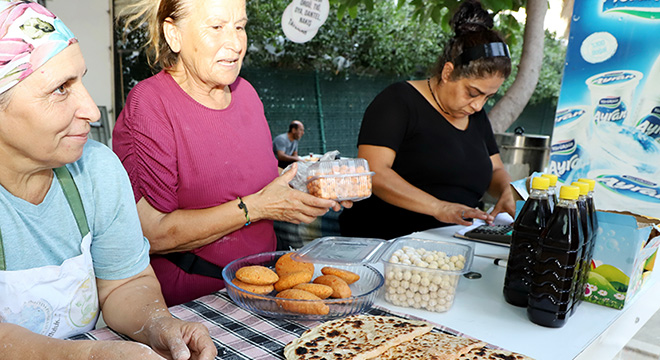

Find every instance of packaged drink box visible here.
[584,211,660,310]
[548,1,660,218]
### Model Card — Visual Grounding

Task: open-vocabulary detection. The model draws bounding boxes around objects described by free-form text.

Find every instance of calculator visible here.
[460,224,514,245]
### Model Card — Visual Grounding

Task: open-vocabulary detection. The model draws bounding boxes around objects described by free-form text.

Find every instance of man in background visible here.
[273,120,305,168]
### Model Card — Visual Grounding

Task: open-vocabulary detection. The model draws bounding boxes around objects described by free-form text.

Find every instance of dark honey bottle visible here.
[541,173,558,212]
[527,185,584,328]
[578,178,599,263]
[503,176,552,307]
[571,181,593,312]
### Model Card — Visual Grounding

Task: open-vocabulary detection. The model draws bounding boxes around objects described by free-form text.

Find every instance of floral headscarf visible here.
[0,0,77,94]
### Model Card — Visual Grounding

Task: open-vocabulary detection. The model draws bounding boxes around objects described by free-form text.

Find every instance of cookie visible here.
[235,265,279,285]
[293,283,334,299]
[313,274,352,298]
[231,278,274,295]
[321,266,360,284]
[274,271,313,292]
[276,289,330,315]
[275,252,314,277]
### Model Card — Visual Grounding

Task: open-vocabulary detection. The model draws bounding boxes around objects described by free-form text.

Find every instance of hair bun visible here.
[451,0,494,36]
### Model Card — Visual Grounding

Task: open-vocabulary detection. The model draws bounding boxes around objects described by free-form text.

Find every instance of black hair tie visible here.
[458,42,510,65]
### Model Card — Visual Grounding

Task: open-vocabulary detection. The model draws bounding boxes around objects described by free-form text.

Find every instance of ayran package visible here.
[584,211,660,310]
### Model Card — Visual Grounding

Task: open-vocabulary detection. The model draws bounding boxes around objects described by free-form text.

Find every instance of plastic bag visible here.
[286,150,340,192]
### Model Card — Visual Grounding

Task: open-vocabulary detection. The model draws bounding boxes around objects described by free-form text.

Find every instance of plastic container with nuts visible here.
[380,238,474,313]
[305,158,375,201]
[294,236,474,313]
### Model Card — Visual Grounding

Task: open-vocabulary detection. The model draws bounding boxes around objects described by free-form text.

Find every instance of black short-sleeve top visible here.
[339,81,499,239]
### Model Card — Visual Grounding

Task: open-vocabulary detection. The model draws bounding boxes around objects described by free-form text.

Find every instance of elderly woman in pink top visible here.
[113,0,349,306]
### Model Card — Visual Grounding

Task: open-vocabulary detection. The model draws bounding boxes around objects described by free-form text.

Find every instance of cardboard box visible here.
[584,211,660,310]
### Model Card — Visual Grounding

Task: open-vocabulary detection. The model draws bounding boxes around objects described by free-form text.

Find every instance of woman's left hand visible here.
[489,191,516,219]
[144,316,217,360]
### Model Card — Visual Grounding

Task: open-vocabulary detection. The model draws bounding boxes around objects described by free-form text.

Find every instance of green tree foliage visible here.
[114,0,565,106]
[245,0,447,77]
[334,0,526,31]
[244,0,566,104]
[495,24,566,106]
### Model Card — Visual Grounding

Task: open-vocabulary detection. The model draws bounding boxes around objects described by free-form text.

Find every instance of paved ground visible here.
[615,309,660,360]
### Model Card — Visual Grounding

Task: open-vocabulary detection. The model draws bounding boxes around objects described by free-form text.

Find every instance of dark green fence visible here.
[240,68,406,158]
[240,67,557,158]
[115,63,557,158]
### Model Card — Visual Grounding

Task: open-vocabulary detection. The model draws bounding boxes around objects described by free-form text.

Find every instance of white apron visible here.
[0,166,99,339]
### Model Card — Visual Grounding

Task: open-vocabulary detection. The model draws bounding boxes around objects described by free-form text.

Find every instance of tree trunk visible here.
[488,0,548,133]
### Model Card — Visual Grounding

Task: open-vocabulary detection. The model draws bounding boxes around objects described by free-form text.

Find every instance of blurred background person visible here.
[113,0,349,306]
[0,1,215,359]
[273,120,305,168]
[340,0,515,240]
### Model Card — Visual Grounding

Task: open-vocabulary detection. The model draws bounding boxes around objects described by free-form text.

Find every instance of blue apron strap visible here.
[53,166,90,237]
[0,229,4,271]
[0,167,89,271]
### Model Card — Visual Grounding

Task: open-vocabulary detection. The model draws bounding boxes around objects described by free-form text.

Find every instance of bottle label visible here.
[549,140,586,183]
[596,174,660,203]
[634,106,660,140]
[555,108,587,127]
[586,71,642,127]
[603,0,660,19]
[594,96,628,125]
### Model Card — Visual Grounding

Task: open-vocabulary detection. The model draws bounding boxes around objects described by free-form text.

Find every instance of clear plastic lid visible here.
[291,236,474,273]
[291,237,390,264]
[305,158,376,201]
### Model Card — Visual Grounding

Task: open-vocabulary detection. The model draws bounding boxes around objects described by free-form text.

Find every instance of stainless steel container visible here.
[494,127,550,181]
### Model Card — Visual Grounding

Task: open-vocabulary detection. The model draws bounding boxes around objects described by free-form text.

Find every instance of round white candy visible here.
[411,274,421,284]
[403,271,412,281]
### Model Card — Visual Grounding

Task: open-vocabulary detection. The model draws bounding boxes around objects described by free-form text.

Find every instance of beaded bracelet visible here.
[237,196,251,226]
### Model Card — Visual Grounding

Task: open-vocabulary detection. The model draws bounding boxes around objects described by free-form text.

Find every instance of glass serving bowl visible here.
[222,251,384,320]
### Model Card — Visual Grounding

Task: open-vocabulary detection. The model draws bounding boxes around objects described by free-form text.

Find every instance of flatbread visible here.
[457,346,535,360]
[371,332,487,360]
[283,315,434,360]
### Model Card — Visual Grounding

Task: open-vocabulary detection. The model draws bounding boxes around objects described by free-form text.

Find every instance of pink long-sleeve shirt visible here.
[113,71,278,306]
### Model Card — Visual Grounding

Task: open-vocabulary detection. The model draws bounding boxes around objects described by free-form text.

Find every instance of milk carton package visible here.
[549,1,660,218]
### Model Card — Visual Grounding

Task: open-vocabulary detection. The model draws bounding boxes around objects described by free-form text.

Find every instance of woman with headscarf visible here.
[0,1,215,358]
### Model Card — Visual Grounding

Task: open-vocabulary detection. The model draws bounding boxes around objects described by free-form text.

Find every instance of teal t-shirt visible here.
[0,140,150,280]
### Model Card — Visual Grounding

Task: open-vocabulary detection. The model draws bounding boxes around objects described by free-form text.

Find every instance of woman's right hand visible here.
[248,163,341,224]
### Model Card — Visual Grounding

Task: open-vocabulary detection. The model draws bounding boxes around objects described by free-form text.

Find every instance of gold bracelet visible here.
[237,196,251,226]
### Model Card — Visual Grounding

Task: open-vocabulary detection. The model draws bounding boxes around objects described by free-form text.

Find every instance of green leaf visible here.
[431,5,442,24]
[337,2,347,20]
[364,0,374,11]
[481,0,513,13]
[348,5,358,18]
[440,11,452,33]
[396,0,407,10]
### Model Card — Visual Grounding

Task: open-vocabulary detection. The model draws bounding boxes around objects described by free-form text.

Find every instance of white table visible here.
[373,225,660,360]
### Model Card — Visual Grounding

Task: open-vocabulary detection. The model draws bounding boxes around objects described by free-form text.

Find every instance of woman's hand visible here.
[97,266,216,360]
[432,201,494,226]
[488,154,516,219]
[247,163,345,224]
[489,189,516,219]
[86,341,168,360]
[142,316,217,360]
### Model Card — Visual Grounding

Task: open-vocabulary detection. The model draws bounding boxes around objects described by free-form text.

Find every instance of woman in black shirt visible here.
[340,0,516,239]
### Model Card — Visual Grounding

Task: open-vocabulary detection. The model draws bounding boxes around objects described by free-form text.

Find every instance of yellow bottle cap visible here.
[531,176,550,190]
[578,178,596,191]
[541,173,558,186]
[571,181,590,196]
[559,185,580,200]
